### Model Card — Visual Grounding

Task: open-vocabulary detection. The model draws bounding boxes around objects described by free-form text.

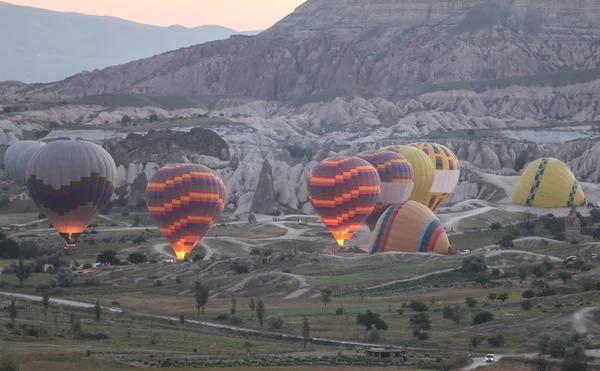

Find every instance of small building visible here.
[364,348,408,362]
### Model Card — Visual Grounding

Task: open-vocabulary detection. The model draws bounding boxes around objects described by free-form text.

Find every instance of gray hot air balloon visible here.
[3,140,45,185]
[26,140,118,250]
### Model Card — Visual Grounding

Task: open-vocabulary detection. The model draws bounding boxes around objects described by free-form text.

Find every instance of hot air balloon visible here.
[356,150,414,231]
[307,156,380,248]
[369,200,451,254]
[26,140,118,250]
[4,140,45,185]
[409,142,460,212]
[381,145,434,204]
[146,164,226,260]
[512,157,586,208]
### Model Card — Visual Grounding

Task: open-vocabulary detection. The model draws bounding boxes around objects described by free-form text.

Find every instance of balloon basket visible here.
[64,244,77,251]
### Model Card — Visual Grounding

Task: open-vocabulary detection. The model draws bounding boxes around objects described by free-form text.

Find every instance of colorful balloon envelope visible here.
[512,157,585,208]
[409,142,460,212]
[4,140,45,185]
[26,140,118,249]
[356,150,414,231]
[307,156,380,248]
[381,145,434,205]
[146,164,226,260]
[369,200,451,254]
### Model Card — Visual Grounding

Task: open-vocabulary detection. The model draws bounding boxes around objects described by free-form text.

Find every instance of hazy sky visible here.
[4,0,306,30]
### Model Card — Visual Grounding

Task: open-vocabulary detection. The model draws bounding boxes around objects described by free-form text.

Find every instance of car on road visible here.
[564,256,577,264]
[460,249,471,255]
[485,354,495,363]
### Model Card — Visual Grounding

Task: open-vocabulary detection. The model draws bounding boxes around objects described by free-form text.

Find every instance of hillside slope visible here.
[0,1,260,83]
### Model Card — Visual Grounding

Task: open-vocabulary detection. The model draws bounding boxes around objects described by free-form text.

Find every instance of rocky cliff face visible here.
[3,0,600,101]
[103,127,230,167]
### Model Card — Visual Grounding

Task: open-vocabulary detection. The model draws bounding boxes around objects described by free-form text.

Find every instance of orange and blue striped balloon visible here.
[357,150,415,231]
[146,164,226,260]
[307,156,380,248]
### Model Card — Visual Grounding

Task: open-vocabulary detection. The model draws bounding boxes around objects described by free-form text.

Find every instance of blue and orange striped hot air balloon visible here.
[146,164,226,260]
[356,150,415,231]
[307,156,380,249]
[369,201,451,255]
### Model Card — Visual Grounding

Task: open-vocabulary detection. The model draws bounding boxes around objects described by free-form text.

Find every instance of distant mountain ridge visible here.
[0,1,261,83]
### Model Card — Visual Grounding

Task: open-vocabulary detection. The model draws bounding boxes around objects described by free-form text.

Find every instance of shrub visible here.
[490,222,501,230]
[35,278,58,293]
[267,314,286,330]
[132,236,146,244]
[192,254,205,262]
[538,289,557,297]
[231,262,250,274]
[128,252,147,264]
[215,313,230,321]
[488,334,505,347]
[0,280,9,288]
[76,332,110,340]
[335,308,345,315]
[497,235,515,248]
[461,256,487,273]
[229,314,243,325]
[84,278,102,286]
[472,311,494,325]
[465,296,477,308]
[520,300,533,310]
[154,280,163,286]
[408,300,429,312]
[522,289,535,298]
[54,267,75,287]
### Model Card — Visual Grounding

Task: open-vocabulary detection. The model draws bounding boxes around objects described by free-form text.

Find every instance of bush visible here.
[461,256,488,273]
[132,236,146,244]
[490,222,502,230]
[472,311,494,325]
[538,289,557,297]
[522,289,535,298]
[335,308,345,315]
[84,278,102,286]
[408,300,429,312]
[128,252,147,264]
[417,331,430,340]
[154,280,163,286]
[488,334,505,347]
[497,235,515,248]
[192,254,205,262]
[35,278,58,293]
[76,332,110,340]
[215,313,230,321]
[229,314,243,325]
[267,314,286,330]
[521,300,533,310]
[0,280,9,288]
[231,262,250,274]
[54,267,75,287]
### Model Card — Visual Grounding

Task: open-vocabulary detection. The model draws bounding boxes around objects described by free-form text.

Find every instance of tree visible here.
[256,299,266,327]
[518,268,527,280]
[461,256,488,273]
[128,252,147,264]
[498,292,509,302]
[476,275,490,288]
[465,296,477,308]
[472,311,494,325]
[560,357,588,371]
[132,215,141,226]
[42,292,49,316]
[488,293,498,302]
[409,313,431,338]
[8,299,17,323]
[149,114,159,122]
[442,305,465,324]
[179,315,185,325]
[121,115,132,124]
[559,271,573,283]
[231,294,237,315]
[302,317,311,349]
[97,250,120,265]
[94,301,101,321]
[54,267,75,287]
[521,300,533,310]
[408,300,429,312]
[12,260,32,287]
[522,289,536,298]
[320,288,332,307]
[356,310,388,331]
[248,297,256,319]
[0,238,20,259]
[470,336,482,348]
[194,281,209,315]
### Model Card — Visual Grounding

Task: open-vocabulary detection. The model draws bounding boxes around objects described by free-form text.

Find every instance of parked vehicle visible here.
[485,354,495,363]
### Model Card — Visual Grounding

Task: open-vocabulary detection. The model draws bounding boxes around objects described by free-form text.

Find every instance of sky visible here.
[4,0,306,30]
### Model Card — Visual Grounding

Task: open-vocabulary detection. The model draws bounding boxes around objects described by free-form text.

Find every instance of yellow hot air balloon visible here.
[381,145,434,204]
[512,157,586,208]
[409,142,460,212]
[369,200,451,254]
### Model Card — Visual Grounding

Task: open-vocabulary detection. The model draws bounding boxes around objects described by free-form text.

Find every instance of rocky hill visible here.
[2,0,600,212]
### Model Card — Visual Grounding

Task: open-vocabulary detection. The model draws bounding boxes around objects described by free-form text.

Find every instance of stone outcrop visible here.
[250,160,277,215]
[564,206,582,243]
[102,127,230,167]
